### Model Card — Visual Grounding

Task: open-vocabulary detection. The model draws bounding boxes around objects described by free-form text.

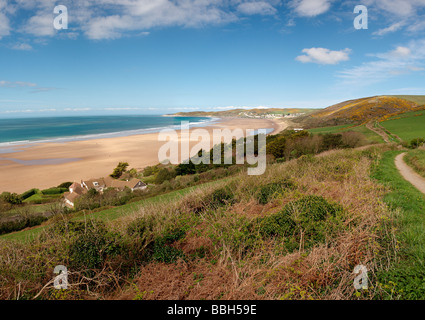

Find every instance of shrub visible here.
[0,214,48,235]
[57,182,73,189]
[258,195,345,251]
[0,192,22,205]
[154,168,177,184]
[68,222,123,270]
[20,188,40,200]
[209,186,235,208]
[126,216,155,238]
[410,138,425,149]
[256,181,294,205]
[110,162,130,179]
[150,228,186,263]
[41,187,68,195]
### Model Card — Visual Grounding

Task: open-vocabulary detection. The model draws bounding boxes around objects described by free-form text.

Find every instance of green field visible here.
[381,110,425,141]
[308,124,385,144]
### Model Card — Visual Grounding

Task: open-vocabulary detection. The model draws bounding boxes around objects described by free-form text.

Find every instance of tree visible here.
[110,162,129,179]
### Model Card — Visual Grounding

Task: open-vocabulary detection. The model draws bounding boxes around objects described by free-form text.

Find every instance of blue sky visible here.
[0,0,424,117]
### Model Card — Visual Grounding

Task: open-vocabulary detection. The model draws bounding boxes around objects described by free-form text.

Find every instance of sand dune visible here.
[0,118,283,193]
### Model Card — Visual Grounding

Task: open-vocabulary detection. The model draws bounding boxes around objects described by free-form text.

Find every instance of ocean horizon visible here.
[0,115,218,147]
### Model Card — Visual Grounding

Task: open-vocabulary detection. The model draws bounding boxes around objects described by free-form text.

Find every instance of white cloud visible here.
[338,39,425,86]
[0,0,10,39]
[11,42,33,50]
[296,47,351,65]
[237,1,277,15]
[291,0,332,17]
[391,46,411,57]
[373,21,405,36]
[21,12,55,36]
[0,81,37,87]
[0,0,284,40]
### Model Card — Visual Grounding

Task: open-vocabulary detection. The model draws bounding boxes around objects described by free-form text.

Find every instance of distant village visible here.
[64,177,147,208]
[238,112,305,119]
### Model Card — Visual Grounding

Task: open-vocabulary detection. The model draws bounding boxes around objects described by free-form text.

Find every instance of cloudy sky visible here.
[0,0,424,116]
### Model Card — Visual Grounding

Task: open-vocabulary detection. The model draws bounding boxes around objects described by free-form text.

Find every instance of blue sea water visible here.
[0,115,216,146]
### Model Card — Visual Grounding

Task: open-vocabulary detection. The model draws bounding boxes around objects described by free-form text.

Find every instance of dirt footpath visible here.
[395,153,425,194]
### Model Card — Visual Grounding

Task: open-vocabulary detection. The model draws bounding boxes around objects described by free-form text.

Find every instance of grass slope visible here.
[308,124,385,144]
[404,150,425,178]
[372,150,425,299]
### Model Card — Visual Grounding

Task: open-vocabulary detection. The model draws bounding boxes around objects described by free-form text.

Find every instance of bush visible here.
[0,214,48,235]
[126,216,155,238]
[150,228,186,263]
[68,222,123,270]
[256,181,294,205]
[154,168,177,184]
[410,138,425,149]
[41,187,68,195]
[0,192,22,205]
[258,195,345,251]
[20,188,40,200]
[57,182,73,189]
[110,162,129,179]
[209,186,235,209]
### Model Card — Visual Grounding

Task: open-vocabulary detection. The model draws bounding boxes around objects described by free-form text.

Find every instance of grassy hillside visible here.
[297,96,421,129]
[308,124,385,144]
[0,146,400,300]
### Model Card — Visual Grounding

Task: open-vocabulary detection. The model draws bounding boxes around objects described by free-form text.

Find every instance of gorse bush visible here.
[150,227,186,263]
[256,180,295,205]
[258,195,345,252]
[68,221,123,270]
[126,216,156,238]
[209,186,235,209]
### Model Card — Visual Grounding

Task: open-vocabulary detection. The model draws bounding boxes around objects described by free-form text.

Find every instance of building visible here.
[64,177,147,208]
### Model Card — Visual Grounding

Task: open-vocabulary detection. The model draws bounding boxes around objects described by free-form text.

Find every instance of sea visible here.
[0,115,218,147]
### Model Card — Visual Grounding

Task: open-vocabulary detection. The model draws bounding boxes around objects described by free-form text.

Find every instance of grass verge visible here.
[372,150,425,299]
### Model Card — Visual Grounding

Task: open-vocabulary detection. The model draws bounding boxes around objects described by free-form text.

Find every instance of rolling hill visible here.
[297,95,424,128]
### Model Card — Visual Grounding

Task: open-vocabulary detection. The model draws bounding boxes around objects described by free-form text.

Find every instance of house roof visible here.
[70,182,86,195]
[83,177,146,190]
[64,191,80,203]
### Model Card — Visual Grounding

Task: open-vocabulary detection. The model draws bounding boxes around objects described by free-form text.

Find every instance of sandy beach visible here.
[0,118,286,193]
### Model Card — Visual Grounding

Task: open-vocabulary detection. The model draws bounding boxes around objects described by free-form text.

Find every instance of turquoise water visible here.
[0,115,216,145]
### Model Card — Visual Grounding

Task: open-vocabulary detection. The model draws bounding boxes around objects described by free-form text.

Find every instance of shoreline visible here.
[0,118,284,193]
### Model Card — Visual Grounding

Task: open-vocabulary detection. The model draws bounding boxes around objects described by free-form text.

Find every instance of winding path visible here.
[395,153,425,194]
